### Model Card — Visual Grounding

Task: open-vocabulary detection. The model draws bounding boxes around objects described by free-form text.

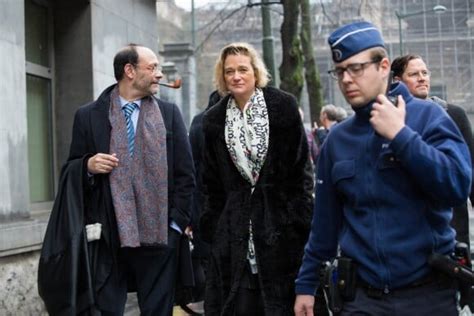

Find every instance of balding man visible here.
[67,44,195,315]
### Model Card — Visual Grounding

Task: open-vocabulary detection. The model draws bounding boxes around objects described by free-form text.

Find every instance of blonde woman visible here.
[200,42,313,316]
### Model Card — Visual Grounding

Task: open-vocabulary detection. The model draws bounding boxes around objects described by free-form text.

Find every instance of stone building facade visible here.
[0,0,159,313]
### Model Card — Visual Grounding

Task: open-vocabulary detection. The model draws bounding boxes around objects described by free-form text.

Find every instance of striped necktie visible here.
[122,102,138,156]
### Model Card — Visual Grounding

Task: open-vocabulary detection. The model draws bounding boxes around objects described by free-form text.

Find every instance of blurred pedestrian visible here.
[313,104,347,146]
[182,90,221,315]
[335,106,348,122]
[299,107,319,166]
[200,42,313,316]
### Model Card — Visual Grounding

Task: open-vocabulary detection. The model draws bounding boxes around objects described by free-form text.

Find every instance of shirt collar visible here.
[119,96,142,109]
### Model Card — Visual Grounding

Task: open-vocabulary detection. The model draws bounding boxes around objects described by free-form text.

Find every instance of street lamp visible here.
[395,5,447,56]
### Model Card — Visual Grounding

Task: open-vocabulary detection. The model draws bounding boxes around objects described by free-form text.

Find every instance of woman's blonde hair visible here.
[213,42,270,96]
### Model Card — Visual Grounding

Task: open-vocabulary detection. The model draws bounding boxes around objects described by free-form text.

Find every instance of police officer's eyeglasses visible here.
[328,58,382,81]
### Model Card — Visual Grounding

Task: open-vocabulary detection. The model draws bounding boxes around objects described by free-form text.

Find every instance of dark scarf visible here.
[109,87,168,247]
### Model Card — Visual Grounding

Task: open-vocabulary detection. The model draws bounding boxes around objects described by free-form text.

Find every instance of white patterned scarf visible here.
[225,88,269,186]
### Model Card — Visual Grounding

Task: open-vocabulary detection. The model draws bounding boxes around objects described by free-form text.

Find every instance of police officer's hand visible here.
[370,94,406,140]
[87,153,119,174]
[294,294,314,316]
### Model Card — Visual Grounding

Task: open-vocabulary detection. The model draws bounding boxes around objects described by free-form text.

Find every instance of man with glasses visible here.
[391,54,431,99]
[392,54,474,309]
[65,44,195,315]
[294,21,471,315]
[392,54,474,249]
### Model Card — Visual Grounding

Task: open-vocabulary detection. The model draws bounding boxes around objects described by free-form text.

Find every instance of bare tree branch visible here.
[196,1,235,32]
[320,0,337,27]
[238,6,250,25]
[195,4,248,53]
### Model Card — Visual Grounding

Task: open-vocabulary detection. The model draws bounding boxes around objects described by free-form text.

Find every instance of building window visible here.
[25,0,54,203]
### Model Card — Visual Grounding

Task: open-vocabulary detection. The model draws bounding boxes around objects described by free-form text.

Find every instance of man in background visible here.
[392,54,474,309]
[313,104,348,146]
[299,107,319,166]
[183,90,221,315]
[392,54,474,252]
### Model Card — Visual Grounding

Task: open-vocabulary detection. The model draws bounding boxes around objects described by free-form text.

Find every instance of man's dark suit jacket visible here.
[431,96,474,248]
[41,84,195,313]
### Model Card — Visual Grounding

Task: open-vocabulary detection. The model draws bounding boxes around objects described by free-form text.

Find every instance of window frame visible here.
[25,0,57,208]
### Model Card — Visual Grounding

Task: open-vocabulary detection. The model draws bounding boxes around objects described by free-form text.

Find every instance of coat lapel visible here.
[91,88,113,154]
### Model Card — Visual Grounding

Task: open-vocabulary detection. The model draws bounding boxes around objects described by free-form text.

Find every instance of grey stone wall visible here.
[90,0,159,98]
[56,0,159,169]
[0,0,159,314]
[54,0,94,173]
[0,0,29,221]
[0,251,46,315]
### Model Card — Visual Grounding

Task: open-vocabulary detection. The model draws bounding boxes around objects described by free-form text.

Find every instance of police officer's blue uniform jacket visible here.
[295,81,472,295]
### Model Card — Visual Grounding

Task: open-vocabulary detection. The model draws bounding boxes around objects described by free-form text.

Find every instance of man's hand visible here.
[312,121,319,133]
[87,153,119,174]
[370,94,406,140]
[184,226,193,239]
[294,294,315,316]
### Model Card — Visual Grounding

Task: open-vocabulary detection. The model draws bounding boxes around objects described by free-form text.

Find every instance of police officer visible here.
[294,21,472,315]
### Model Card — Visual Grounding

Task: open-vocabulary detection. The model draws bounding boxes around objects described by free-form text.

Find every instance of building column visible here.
[160,62,183,109]
[160,43,197,127]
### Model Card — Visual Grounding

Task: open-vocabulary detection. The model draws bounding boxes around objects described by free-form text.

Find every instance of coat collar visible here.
[353,81,413,123]
[91,84,116,153]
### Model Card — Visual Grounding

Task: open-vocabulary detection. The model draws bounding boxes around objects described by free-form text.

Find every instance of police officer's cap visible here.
[328,21,385,63]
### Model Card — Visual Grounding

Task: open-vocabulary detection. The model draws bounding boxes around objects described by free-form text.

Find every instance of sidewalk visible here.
[123,293,198,316]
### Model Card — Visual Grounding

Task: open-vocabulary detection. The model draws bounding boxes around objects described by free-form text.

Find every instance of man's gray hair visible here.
[322,104,348,122]
[334,107,348,122]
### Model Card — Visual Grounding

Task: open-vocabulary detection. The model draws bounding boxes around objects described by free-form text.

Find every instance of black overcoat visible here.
[200,87,314,315]
[430,97,474,248]
[445,103,474,246]
[46,84,195,312]
[38,158,97,315]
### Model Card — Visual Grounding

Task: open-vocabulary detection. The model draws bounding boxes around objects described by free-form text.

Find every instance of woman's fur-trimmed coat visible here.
[200,87,314,315]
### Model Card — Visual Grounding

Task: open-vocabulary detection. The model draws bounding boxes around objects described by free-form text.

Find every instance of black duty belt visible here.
[357,272,445,299]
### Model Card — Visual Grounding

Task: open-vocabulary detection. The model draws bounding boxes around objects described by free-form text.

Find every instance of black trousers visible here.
[97,230,180,316]
[233,265,265,316]
[341,281,458,316]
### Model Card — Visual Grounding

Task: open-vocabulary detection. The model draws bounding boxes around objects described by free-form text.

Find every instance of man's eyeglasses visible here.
[132,63,162,74]
[328,58,382,81]
[406,70,431,79]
